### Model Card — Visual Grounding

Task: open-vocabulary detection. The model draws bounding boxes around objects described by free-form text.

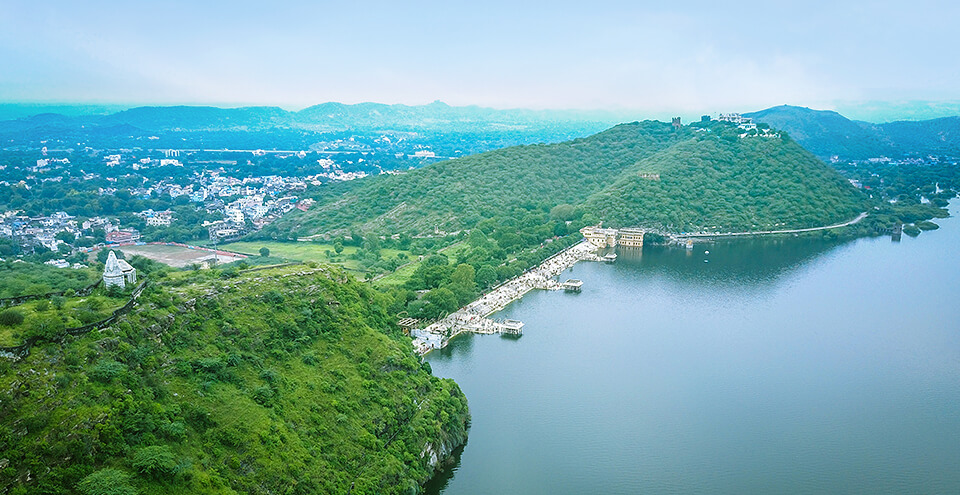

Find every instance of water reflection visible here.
[618,236,855,289]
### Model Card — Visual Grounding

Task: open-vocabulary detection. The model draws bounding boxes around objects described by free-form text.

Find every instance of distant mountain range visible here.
[744,105,960,159]
[1,102,957,160]
[0,101,631,135]
[0,102,637,155]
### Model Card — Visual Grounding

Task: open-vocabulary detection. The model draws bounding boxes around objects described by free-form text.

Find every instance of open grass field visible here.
[110,244,245,268]
[222,241,406,270]
[220,241,364,260]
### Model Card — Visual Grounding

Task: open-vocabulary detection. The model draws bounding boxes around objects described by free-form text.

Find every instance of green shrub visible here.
[77,468,138,495]
[160,421,186,440]
[89,359,125,383]
[0,308,24,327]
[132,445,177,479]
[26,314,65,339]
[253,386,275,406]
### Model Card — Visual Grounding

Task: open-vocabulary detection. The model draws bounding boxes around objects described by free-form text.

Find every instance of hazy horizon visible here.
[1,99,959,125]
[2,1,959,122]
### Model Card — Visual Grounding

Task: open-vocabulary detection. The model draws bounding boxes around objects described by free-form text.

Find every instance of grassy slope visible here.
[0,265,468,495]
[0,263,99,299]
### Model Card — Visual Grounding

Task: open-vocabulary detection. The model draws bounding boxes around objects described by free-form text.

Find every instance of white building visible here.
[147,216,172,227]
[225,208,245,224]
[102,250,136,288]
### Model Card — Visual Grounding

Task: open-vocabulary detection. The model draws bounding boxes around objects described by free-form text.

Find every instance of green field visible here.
[220,241,359,260]
[220,241,412,278]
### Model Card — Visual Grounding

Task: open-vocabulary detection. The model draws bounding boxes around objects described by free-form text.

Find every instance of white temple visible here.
[102,250,136,288]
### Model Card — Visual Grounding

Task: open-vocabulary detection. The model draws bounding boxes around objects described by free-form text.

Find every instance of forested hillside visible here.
[583,132,866,231]
[264,120,868,239]
[0,265,469,495]
[262,121,688,238]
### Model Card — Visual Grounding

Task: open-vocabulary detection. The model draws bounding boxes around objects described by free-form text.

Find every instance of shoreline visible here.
[412,240,600,355]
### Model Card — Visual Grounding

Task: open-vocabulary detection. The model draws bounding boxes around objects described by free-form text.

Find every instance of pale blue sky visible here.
[1,1,958,120]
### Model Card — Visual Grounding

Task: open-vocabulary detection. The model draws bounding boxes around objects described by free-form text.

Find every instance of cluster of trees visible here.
[0,265,469,494]
[380,210,585,320]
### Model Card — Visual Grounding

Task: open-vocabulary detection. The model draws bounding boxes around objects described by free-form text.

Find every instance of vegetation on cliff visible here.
[0,265,469,494]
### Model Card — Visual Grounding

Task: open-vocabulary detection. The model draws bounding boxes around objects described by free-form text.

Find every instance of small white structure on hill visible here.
[103,250,137,288]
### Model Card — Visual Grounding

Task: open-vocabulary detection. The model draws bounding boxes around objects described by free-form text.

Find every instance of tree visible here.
[27,313,64,339]
[448,264,477,306]
[77,468,138,495]
[421,288,458,319]
[549,203,576,221]
[475,266,497,289]
[259,247,270,257]
[449,264,476,289]
[333,241,344,255]
[55,231,76,244]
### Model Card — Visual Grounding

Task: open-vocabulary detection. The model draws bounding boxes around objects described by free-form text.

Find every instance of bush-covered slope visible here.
[0,266,468,495]
[264,120,868,239]
[261,121,688,237]
[582,132,866,232]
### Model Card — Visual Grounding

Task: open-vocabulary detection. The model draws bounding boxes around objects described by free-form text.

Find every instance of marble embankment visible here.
[412,241,600,354]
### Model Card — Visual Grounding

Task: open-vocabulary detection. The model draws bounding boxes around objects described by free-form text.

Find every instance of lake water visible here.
[426,203,960,495]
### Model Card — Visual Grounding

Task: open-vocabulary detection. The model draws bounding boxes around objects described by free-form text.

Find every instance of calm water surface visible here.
[426,203,960,495]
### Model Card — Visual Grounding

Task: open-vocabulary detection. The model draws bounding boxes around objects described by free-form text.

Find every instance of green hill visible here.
[263,120,868,239]
[0,266,468,494]
[582,131,866,232]
[744,105,960,159]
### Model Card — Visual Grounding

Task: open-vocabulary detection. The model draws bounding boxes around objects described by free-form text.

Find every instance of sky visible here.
[1,1,958,121]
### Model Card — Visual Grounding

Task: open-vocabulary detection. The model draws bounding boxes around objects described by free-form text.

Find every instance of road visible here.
[674,212,868,239]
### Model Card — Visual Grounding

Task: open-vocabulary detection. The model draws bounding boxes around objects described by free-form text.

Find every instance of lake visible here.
[425,203,960,494]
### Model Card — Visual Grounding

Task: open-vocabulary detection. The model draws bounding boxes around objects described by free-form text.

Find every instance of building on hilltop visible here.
[718,113,757,131]
[102,250,136,288]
